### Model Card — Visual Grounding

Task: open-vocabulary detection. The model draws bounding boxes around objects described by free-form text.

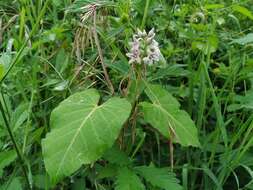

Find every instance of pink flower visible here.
[126,28,161,65]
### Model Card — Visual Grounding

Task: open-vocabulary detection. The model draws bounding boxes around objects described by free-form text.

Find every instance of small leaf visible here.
[151,64,190,81]
[0,178,22,190]
[232,5,253,20]
[42,89,131,183]
[115,167,145,190]
[55,49,69,73]
[53,80,69,91]
[103,146,131,166]
[139,83,200,147]
[135,165,183,190]
[0,150,17,177]
[204,4,224,9]
[10,103,29,132]
[227,89,253,111]
[0,53,11,80]
[97,164,118,179]
[231,33,253,45]
[192,36,218,54]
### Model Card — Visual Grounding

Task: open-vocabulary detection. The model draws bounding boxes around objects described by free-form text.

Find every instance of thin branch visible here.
[92,8,114,95]
[169,129,174,171]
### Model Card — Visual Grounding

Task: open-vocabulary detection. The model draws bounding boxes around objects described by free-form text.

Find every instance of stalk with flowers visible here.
[125,28,184,170]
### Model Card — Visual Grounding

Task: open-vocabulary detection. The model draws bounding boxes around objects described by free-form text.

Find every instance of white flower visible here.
[126,37,141,64]
[126,28,161,65]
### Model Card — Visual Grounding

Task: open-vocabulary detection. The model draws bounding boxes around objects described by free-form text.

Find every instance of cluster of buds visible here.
[126,28,161,65]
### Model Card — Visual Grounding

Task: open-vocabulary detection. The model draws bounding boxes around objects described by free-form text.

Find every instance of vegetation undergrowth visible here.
[1,0,253,189]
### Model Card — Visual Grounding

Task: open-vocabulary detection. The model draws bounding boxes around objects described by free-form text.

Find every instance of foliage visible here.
[0,0,253,189]
[140,82,200,146]
[42,89,131,183]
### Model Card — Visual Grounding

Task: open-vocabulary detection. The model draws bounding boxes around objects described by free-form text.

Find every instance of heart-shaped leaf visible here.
[42,89,131,183]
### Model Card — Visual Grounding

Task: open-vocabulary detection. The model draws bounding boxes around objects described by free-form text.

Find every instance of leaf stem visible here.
[169,129,174,171]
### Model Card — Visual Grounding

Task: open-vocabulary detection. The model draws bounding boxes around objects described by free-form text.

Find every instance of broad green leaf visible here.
[0,150,17,177]
[232,5,253,20]
[135,165,183,190]
[42,89,131,183]
[115,167,145,190]
[140,83,200,147]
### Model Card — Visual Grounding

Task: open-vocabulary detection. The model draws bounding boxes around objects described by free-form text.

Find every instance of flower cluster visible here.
[126,28,161,65]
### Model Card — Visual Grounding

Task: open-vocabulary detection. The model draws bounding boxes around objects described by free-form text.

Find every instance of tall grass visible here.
[0,0,253,189]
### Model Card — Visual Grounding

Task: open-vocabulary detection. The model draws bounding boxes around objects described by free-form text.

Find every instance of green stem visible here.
[131,132,146,159]
[0,95,31,189]
[202,62,228,147]
[141,0,151,29]
[0,90,10,120]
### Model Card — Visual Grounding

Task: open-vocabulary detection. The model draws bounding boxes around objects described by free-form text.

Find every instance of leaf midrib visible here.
[153,103,197,145]
[144,82,197,145]
[55,104,99,177]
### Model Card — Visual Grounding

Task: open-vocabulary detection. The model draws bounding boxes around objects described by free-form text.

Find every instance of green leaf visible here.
[10,103,29,132]
[0,178,22,190]
[231,33,253,45]
[0,150,17,177]
[192,36,218,54]
[232,5,253,20]
[139,83,200,147]
[227,89,253,111]
[42,89,131,183]
[201,164,223,190]
[103,146,131,166]
[115,167,145,190]
[97,163,118,179]
[0,64,4,80]
[204,4,224,9]
[135,165,183,190]
[33,174,52,189]
[0,53,11,80]
[151,64,190,81]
